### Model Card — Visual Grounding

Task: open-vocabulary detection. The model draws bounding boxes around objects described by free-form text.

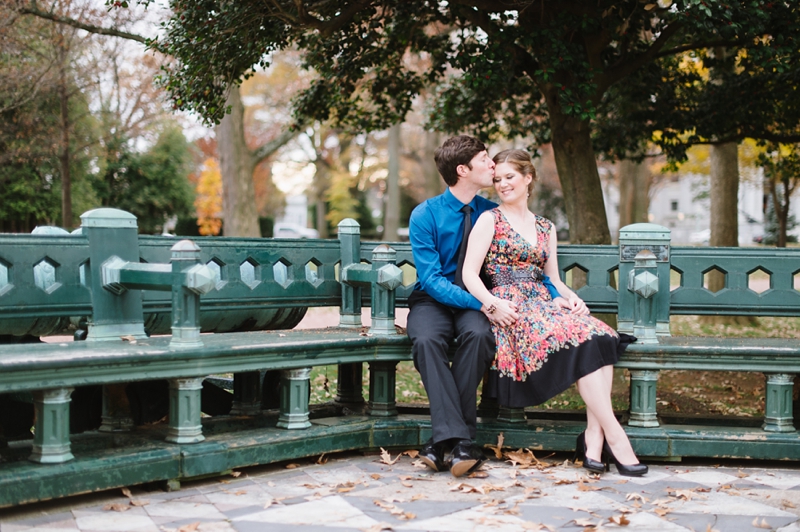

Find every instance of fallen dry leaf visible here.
[505,448,539,468]
[737,470,750,478]
[654,507,671,517]
[363,523,394,532]
[554,479,575,486]
[626,493,647,503]
[103,503,129,512]
[783,499,797,508]
[484,432,505,459]
[370,473,382,480]
[285,463,300,469]
[129,499,149,507]
[608,514,630,526]
[231,471,242,477]
[177,523,200,532]
[572,517,601,528]
[316,453,329,465]
[379,448,400,466]
[752,517,771,529]
[121,487,133,498]
[410,493,425,501]
[467,470,490,479]
[577,480,599,492]
[403,450,419,459]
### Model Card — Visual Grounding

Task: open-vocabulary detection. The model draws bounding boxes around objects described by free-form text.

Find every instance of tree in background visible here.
[142,0,800,245]
[194,158,223,236]
[94,125,194,234]
[757,143,800,247]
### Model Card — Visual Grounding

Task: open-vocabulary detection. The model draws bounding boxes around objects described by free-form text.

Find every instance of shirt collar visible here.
[444,188,474,213]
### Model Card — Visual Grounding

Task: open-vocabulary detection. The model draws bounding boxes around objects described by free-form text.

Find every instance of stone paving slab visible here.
[3,450,800,531]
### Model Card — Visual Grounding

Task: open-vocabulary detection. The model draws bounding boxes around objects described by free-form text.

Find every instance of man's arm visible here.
[410,207,482,311]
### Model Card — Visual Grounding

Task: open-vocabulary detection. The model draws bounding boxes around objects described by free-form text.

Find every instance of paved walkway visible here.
[4,449,800,531]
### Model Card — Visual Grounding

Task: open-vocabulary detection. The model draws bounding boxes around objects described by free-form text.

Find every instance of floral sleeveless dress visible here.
[483,209,633,407]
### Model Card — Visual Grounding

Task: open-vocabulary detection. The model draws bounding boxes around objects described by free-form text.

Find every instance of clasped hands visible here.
[553,295,590,315]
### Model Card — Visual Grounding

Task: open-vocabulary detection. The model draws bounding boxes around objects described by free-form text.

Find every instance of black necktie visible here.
[454,204,473,288]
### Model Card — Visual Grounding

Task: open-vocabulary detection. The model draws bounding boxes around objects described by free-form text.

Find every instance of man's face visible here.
[459,150,495,188]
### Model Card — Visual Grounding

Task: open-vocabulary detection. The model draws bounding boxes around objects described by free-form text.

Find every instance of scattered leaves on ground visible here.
[379,448,401,465]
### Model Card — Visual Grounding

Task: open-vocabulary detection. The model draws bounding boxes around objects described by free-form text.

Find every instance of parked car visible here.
[273,223,319,239]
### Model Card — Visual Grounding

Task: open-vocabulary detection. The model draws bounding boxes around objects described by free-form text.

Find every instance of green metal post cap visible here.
[376,264,403,290]
[630,270,659,299]
[618,223,670,240]
[80,208,138,229]
[371,244,396,262]
[337,218,361,235]
[171,239,201,259]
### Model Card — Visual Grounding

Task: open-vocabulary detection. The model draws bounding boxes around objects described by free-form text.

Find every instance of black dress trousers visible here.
[406,290,495,445]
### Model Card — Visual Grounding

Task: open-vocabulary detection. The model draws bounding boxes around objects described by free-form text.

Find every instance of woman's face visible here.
[493,162,532,203]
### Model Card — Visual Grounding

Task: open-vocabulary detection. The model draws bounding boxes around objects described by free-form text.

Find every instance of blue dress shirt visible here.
[409,188,560,310]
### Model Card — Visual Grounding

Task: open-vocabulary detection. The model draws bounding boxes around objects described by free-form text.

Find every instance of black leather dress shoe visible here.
[449,440,486,478]
[418,439,447,472]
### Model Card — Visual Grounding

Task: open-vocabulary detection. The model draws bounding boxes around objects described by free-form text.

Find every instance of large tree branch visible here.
[596,20,684,94]
[657,39,742,58]
[18,5,147,43]
[288,0,374,37]
[252,126,303,165]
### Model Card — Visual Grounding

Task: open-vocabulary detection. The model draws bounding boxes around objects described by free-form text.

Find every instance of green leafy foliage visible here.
[94,125,195,234]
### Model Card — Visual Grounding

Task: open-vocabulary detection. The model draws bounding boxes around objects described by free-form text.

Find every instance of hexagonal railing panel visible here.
[794,268,800,293]
[702,266,727,294]
[239,258,261,289]
[563,264,588,290]
[206,258,226,289]
[305,259,323,288]
[273,258,292,289]
[747,267,771,295]
[33,258,61,294]
[398,260,417,288]
[670,265,683,292]
[79,259,90,288]
[0,258,11,297]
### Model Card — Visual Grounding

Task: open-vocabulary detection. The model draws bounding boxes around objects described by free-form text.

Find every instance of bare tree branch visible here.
[18,5,148,43]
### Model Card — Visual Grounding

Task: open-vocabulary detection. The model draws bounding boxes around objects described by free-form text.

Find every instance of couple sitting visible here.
[407,135,646,478]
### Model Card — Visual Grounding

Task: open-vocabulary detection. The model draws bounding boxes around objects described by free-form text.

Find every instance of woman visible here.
[461,149,646,476]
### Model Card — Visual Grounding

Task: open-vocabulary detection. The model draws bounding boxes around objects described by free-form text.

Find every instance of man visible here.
[407,135,560,477]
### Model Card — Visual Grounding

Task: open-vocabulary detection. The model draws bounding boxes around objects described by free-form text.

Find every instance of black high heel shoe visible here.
[573,432,607,474]
[602,441,648,477]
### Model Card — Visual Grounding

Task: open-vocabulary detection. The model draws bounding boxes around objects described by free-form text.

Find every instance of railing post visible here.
[81,208,147,342]
[369,245,403,336]
[170,240,211,348]
[628,370,660,428]
[231,373,262,416]
[367,361,398,417]
[337,218,365,407]
[497,406,526,423]
[628,250,660,344]
[29,388,74,463]
[618,223,671,338]
[338,218,362,328]
[763,373,795,432]
[166,378,205,443]
[277,368,312,429]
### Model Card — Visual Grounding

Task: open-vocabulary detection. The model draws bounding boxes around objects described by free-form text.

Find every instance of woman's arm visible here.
[543,225,590,315]
[462,212,519,326]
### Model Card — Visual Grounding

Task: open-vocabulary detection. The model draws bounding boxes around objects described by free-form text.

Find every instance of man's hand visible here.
[554,296,589,315]
[482,298,519,327]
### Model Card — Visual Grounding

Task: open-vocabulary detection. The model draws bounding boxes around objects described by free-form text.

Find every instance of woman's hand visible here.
[553,295,589,315]
[483,298,519,327]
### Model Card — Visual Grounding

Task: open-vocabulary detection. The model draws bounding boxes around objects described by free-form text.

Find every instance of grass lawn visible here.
[310,315,800,417]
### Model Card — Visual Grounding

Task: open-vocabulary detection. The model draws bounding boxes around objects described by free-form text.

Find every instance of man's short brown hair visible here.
[434,135,487,187]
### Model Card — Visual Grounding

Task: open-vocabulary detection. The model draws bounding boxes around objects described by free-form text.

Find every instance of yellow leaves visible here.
[194,157,222,236]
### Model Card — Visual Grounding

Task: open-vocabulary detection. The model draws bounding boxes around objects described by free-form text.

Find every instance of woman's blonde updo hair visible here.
[492,149,538,195]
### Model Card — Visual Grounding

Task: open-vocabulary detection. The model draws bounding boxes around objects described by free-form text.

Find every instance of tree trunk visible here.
[548,103,611,245]
[708,142,739,248]
[703,142,756,325]
[771,181,789,248]
[58,57,72,230]
[423,130,443,199]
[312,156,330,239]
[383,124,401,241]
[217,87,260,237]
[617,157,651,230]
